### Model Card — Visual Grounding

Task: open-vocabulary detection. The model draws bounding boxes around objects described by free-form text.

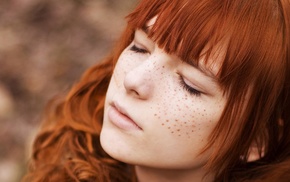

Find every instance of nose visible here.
[123,64,154,100]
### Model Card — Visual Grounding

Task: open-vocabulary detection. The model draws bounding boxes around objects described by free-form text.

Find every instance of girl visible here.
[23,0,290,181]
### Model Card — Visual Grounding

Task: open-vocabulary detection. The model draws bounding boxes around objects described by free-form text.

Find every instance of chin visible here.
[100,124,132,163]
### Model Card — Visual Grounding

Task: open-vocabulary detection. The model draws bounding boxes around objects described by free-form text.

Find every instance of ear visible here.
[247,146,262,162]
[246,142,265,162]
[246,118,283,162]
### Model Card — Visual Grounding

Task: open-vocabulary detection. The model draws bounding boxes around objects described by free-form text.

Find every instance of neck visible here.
[135,165,214,182]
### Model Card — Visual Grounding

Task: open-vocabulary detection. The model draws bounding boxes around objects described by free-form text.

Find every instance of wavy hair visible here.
[23,0,290,181]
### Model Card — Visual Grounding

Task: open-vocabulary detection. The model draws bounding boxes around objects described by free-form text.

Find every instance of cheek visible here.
[151,92,220,139]
[111,53,135,88]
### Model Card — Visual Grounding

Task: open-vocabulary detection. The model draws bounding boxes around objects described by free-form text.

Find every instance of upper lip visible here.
[111,101,143,130]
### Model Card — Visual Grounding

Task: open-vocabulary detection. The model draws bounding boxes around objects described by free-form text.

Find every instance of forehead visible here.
[145,16,157,31]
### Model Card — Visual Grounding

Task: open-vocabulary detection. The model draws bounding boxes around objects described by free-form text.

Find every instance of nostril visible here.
[128,89,140,97]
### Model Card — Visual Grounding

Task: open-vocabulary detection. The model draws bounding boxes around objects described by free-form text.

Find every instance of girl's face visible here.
[100,29,227,170]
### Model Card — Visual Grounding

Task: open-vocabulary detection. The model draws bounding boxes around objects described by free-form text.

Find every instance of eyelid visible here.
[133,41,150,53]
[183,77,203,92]
[133,30,154,52]
[130,44,149,54]
[179,62,221,96]
[179,75,203,96]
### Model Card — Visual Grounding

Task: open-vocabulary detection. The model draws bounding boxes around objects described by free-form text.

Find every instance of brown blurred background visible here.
[0,0,137,181]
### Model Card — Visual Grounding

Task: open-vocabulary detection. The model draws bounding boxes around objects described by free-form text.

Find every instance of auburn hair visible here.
[23,0,290,181]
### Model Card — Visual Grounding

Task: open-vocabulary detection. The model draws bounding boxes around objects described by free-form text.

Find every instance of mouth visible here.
[108,102,142,131]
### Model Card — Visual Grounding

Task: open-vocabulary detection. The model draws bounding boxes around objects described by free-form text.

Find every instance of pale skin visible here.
[100,28,227,182]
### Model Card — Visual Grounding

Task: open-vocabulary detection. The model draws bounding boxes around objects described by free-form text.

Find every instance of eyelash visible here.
[130,44,148,54]
[179,76,202,96]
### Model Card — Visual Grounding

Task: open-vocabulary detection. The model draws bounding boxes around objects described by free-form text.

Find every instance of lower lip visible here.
[108,106,142,131]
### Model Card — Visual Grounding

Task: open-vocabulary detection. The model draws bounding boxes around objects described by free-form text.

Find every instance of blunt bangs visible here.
[125,0,288,176]
[126,0,286,93]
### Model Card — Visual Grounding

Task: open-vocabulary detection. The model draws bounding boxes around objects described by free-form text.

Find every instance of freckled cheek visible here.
[152,106,197,138]
[150,90,201,138]
[151,94,219,139]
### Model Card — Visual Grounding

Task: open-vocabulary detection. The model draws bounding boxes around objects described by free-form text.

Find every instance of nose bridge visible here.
[123,54,165,99]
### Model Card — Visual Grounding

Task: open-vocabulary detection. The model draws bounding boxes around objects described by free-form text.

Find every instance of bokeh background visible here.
[0,0,137,181]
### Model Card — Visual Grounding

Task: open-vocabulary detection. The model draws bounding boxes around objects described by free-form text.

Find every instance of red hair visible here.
[23,0,290,181]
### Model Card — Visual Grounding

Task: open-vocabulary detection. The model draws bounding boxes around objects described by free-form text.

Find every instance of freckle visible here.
[177,129,180,132]
[171,131,174,133]
[154,113,157,116]
[178,134,181,136]
[166,120,169,122]
[168,127,171,129]
[184,122,187,124]
[162,123,165,126]
[175,119,178,122]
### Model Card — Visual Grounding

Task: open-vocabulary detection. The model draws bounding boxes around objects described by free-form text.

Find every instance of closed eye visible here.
[130,44,149,54]
[178,76,202,96]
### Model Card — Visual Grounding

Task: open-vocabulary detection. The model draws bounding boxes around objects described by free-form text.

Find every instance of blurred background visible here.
[0,0,137,181]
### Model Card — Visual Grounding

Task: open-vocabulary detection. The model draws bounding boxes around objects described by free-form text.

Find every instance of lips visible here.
[108,102,142,131]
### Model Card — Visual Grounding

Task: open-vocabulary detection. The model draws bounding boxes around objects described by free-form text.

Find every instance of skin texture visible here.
[100,29,227,181]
